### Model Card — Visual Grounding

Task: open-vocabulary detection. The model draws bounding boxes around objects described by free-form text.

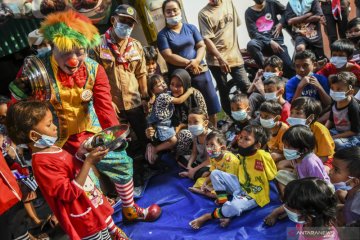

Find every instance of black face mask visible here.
[254,0,265,4]
[349,36,360,46]
[238,143,257,156]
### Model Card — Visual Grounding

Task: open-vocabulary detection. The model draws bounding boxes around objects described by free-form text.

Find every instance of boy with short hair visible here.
[288,97,335,172]
[326,72,360,150]
[259,100,289,164]
[263,76,290,123]
[346,17,360,63]
[317,39,360,81]
[285,50,331,107]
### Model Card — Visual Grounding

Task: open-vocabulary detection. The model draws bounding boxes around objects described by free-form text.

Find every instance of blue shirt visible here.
[285,73,330,102]
[157,23,203,73]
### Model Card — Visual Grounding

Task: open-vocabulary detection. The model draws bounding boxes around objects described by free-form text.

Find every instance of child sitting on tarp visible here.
[190,124,277,229]
[188,131,239,199]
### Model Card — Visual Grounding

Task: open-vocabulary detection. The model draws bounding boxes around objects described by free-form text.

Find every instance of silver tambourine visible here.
[83,124,130,152]
[22,55,51,100]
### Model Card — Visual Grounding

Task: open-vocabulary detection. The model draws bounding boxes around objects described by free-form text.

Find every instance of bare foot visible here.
[219,218,230,227]
[189,213,212,229]
[179,171,189,178]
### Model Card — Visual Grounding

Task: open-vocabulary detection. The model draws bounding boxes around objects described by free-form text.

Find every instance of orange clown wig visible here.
[40,10,100,52]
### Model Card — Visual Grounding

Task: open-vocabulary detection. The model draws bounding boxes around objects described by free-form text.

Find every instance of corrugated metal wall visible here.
[0,18,41,57]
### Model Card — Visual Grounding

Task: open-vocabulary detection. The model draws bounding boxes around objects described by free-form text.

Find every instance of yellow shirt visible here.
[310,121,335,158]
[237,150,277,207]
[267,122,289,153]
[193,151,239,188]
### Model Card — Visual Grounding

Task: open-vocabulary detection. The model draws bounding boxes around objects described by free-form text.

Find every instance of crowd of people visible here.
[1,0,360,239]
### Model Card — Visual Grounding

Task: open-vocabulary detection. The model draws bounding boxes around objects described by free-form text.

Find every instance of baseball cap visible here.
[113,4,138,23]
[28,29,44,47]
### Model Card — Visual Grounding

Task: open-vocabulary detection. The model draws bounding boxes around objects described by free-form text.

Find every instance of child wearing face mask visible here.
[145,74,194,164]
[178,108,211,180]
[330,147,360,226]
[259,101,289,166]
[288,97,335,172]
[224,93,254,149]
[5,101,129,240]
[325,72,360,150]
[282,178,339,240]
[247,55,285,96]
[263,76,290,123]
[188,131,239,199]
[317,39,360,81]
[285,50,331,107]
[190,124,276,229]
[265,125,331,226]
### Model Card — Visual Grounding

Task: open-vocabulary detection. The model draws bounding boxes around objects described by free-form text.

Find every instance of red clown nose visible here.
[66,58,79,67]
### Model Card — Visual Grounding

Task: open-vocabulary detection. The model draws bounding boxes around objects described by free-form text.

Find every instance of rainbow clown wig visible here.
[39,10,100,52]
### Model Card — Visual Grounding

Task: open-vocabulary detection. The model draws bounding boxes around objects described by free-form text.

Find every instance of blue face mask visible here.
[114,22,133,39]
[287,117,307,126]
[32,131,58,148]
[283,148,301,160]
[188,124,204,136]
[330,89,348,102]
[330,56,347,69]
[284,205,305,224]
[264,91,278,101]
[333,177,354,191]
[231,110,247,121]
[263,72,277,80]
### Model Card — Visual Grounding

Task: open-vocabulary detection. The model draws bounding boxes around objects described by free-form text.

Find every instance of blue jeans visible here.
[210,170,258,218]
[209,65,250,117]
[330,129,360,150]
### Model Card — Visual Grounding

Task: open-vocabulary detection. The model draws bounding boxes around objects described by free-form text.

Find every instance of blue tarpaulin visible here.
[113,154,295,240]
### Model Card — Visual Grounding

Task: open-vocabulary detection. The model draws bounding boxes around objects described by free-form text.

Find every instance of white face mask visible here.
[264,92,278,101]
[114,22,133,39]
[37,45,51,55]
[260,117,277,129]
[330,56,348,69]
[287,117,307,126]
[284,205,305,224]
[330,89,348,102]
[166,15,182,25]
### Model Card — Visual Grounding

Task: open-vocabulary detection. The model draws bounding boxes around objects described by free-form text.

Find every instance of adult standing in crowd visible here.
[320,0,349,45]
[245,0,295,79]
[157,0,221,127]
[91,4,149,185]
[9,10,161,223]
[198,0,250,119]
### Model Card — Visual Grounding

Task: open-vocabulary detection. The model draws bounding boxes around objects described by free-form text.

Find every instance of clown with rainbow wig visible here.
[9,10,161,239]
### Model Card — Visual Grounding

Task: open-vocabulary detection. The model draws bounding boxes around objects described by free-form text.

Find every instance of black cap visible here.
[113,4,138,23]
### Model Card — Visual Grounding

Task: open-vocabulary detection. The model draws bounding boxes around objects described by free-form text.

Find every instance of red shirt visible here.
[0,152,22,215]
[317,62,360,82]
[280,101,291,124]
[32,149,113,239]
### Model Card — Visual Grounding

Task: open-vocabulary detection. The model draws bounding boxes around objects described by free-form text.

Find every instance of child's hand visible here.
[85,147,109,165]
[188,87,194,95]
[145,127,155,139]
[255,69,264,80]
[253,78,265,94]
[308,76,322,90]
[298,76,311,88]
[200,183,207,192]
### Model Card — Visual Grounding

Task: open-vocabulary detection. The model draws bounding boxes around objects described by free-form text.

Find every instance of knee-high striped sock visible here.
[211,208,224,219]
[115,180,134,207]
[105,216,117,235]
[215,190,228,205]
